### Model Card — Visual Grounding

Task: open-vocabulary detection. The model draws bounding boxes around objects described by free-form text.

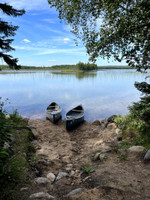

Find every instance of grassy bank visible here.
[0,100,37,200]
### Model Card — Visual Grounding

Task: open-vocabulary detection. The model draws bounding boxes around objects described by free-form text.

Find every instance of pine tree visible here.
[0,3,25,69]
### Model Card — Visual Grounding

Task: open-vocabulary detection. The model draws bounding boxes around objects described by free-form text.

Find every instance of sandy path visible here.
[28,119,150,200]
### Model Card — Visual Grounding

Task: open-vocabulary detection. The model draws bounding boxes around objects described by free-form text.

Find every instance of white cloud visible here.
[35,24,66,35]
[23,39,31,43]
[64,38,71,43]
[37,47,86,55]
[42,19,57,24]
[48,59,56,62]
[13,45,86,56]
[1,0,50,11]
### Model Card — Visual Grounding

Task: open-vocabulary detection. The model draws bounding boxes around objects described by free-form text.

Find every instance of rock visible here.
[127,146,145,158]
[115,128,122,135]
[29,192,54,199]
[100,119,108,128]
[100,148,112,153]
[128,146,145,153]
[46,172,56,183]
[37,159,48,165]
[94,152,101,161]
[66,163,73,168]
[82,176,91,182]
[107,115,117,123]
[99,154,107,161]
[31,141,41,150]
[56,172,69,180]
[20,187,29,192]
[66,167,72,172]
[27,126,36,129]
[92,120,101,126]
[144,150,150,161]
[62,156,70,163]
[66,188,82,197]
[34,177,50,185]
[3,142,13,154]
[3,142,10,151]
[37,153,49,157]
[107,123,117,129]
[70,170,75,176]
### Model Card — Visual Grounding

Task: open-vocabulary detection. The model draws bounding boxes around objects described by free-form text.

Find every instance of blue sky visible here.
[1,0,126,67]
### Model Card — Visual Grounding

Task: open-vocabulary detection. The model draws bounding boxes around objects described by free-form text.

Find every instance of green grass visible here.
[118,154,127,162]
[81,165,95,174]
[0,108,36,200]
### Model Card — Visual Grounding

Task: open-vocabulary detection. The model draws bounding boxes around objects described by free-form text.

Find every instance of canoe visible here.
[66,105,84,130]
[46,102,62,123]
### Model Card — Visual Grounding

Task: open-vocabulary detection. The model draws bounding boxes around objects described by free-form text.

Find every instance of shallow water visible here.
[0,69,149,121]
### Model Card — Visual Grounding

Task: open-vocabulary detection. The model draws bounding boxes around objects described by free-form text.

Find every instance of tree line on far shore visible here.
[0,63,132,71]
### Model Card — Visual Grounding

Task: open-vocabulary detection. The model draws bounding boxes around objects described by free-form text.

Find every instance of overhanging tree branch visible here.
[0,3,25,69]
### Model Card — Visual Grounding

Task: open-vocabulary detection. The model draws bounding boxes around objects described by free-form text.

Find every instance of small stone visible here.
[70,170,75,176]
[144,150,150,161]
[37,159,47,165]
[62,156,70,163]
[29,192,54,199]
[34,177,50,185]
[31,141,41,150]
[107,115,117,123]
[82,176,91,182]
[56,172,68,180]
[115,128,122,135]
[66,188,82,197]
[20,187,29,192]
[107,123,117,129]
[66,167,72,172]
[100,148,112,153]
[37,153,48,157]
[100,119,108,128]
[3,142,10,151]
[99,154,106,161]
[94,152,101,161]
[27,126,36,129]
[92,120,101,126]
[47,172,56,183]
[66,163,73,168]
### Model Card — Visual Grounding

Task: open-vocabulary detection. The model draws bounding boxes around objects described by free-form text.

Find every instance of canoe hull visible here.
[46,111,62,124]
[66,105,84,130]
[66,115,84,130]
[46,102,62,123]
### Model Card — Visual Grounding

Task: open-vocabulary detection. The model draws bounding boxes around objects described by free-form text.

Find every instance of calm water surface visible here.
[0,69,149,121]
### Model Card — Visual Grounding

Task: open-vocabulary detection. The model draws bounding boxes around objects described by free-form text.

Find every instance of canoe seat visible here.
[66,115,76,118]
[72,109,84,112]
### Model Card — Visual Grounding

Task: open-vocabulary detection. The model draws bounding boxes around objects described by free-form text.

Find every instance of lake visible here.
[0,69,149,122]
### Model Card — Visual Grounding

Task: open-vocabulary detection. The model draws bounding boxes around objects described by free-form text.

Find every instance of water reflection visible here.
[0,69,149,121]
[51,71,97,80]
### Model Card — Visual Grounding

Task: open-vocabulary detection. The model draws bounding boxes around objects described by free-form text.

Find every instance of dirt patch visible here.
[27,119,150,200]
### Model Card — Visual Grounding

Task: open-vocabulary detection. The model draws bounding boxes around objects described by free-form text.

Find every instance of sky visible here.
[0,0,126,67]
